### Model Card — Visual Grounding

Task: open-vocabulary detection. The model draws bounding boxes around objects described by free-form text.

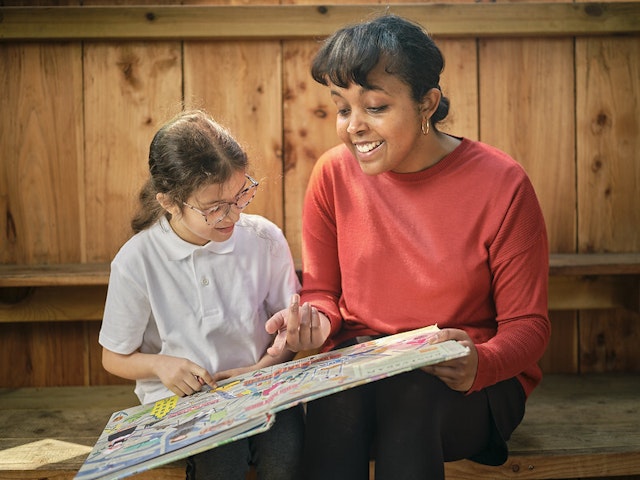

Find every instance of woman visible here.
[267,14,550,480]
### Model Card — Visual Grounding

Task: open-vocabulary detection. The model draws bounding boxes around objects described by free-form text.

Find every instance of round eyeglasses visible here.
[183,174,259,226]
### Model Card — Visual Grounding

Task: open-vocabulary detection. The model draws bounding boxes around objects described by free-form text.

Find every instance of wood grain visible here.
[183,40,284,228]
[83,41,183,262]
[1,375,638,479]
[1,3,639,40]
[0,43,84,264]
[479,37,576,254]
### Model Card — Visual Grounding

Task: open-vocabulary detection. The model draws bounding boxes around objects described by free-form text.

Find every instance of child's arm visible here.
[102,348,216,397]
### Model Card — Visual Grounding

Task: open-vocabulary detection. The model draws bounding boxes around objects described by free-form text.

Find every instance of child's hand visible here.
[265,294,330,355]
[154,355,216,397]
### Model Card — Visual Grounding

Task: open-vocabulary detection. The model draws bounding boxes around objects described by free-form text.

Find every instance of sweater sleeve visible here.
[300,148,344,337]
[471,175,551,396]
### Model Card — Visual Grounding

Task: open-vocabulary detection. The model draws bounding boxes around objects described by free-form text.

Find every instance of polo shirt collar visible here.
[157,216,236,261]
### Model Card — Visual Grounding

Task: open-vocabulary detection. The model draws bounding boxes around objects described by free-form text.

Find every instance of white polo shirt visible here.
[99,214,300,404]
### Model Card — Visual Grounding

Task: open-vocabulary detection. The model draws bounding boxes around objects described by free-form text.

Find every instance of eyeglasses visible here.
[183,174,259,226]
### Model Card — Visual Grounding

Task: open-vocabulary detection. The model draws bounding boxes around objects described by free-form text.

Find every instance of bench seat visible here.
[1,373,639,480]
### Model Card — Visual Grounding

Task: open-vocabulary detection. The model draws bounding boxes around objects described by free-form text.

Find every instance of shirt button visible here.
[201,277,209,286]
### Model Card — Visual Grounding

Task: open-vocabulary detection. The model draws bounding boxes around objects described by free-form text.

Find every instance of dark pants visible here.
[303,370,525,480]
[186,404,305,480]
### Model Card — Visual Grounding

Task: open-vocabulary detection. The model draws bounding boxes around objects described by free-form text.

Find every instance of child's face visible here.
[172,170,250,245]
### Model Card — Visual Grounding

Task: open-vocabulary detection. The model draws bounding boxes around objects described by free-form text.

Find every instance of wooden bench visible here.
[1,374,639,480]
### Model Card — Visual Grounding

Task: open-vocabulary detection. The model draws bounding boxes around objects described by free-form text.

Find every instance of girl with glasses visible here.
[99,109,303,480]
[267,14,550,480]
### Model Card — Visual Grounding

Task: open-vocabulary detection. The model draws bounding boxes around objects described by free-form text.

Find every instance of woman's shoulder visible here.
[317,143,354,168]
[459,138,530,179]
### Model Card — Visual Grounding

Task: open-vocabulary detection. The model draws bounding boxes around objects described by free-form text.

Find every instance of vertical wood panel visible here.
[83,42,183,262]
[0,43,84,264]
[576,35,640,373]
[580,310,640,372]
[479,37,576,253]
[184,40,284,229]
[436,38,479,140]
[539,311,578,373]
[576,36,640,253]
[82,42,182,382]
[0,322,85,387]
[282,40,337,265]
[479,38,577,373]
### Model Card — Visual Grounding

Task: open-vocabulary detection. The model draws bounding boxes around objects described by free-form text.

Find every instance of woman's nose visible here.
[346,113,366,135]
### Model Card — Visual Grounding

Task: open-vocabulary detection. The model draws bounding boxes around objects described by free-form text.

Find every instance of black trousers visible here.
[303,369,525,480]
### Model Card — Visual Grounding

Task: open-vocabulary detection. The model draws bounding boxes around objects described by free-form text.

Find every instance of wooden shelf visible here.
[0,263,110,288]
[549,253,640,276]
[0,253,639,323]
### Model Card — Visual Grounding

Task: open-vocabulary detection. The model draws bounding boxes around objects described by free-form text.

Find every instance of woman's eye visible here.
[368,105,387,113]
[337,107,350,117]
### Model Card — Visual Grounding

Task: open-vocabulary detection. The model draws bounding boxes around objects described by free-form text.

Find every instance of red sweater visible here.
[301,139,550,398]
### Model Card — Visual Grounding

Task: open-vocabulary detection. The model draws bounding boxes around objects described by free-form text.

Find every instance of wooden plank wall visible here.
[0,0,639,388]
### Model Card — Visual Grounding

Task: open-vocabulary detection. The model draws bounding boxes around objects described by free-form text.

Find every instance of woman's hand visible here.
[265,294,331,355]
[421,328,478,392]
[152,354,216,397]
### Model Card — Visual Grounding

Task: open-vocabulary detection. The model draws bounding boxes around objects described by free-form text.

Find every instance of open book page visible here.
[76,325,469,480]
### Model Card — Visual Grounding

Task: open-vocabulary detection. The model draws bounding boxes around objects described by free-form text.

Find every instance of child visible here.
[99,109,304,480]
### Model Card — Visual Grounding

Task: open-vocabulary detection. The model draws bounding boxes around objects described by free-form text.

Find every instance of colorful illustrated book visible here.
[75,325,469,480]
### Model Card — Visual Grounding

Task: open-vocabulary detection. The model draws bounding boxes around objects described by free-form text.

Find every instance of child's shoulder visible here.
[235,214,291,253]
[237,213,284,238]
[112,221,162,264]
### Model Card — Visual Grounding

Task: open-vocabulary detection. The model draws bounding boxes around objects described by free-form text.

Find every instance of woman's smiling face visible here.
[330,64,428,175]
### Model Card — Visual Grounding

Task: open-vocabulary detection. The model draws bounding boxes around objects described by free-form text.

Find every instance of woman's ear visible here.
[420,87,442,118]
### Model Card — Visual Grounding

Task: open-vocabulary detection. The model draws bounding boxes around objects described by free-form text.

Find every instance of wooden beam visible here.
[0,254,639,322]
[0,3,639,41]
[0,263,110,288]
[549,253,640,276]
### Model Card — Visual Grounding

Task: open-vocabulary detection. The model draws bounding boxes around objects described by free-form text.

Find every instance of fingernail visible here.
[291,294,300,308]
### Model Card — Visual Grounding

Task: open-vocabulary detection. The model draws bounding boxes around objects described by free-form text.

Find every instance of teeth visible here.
[355,141,382,153]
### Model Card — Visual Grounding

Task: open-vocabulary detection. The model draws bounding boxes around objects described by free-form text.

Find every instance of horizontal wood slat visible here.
[0,3,639,41]
[549,252,640,275]
[0,254,639,323]
[2,253,638,286]
[0,263,110,287]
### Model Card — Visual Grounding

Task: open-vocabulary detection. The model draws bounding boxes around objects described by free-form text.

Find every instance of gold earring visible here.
[421,117,430,135]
